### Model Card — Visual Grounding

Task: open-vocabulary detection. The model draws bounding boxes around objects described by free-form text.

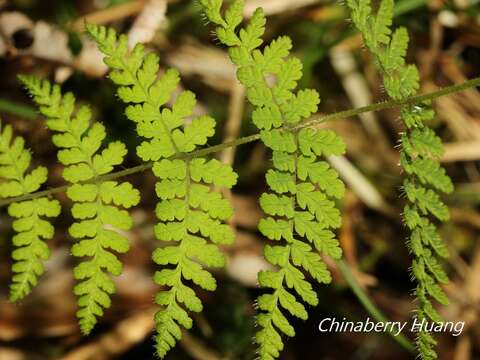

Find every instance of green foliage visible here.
[200,1,346,358]
[0,3,467,359]
[86,23,238,358]
[0,121,60,302]
[346,0,453,358]
[19,76,140,335]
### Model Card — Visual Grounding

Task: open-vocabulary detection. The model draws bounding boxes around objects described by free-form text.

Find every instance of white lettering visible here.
[453,322,464,337]
[317,317,464,336]
[318,318,332,332]
[364,317,375,332]
[411,317,425,332]
[393,321,407,336]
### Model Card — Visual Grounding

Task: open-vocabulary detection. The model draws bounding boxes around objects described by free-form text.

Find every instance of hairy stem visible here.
[2,76,479,208]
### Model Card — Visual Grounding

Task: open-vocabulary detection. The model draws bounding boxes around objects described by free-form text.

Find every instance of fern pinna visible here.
[346,0,453,358]
[200,1,346,358]
[19,76,140,335]
[0,121,60,302]
[86,24,238,357]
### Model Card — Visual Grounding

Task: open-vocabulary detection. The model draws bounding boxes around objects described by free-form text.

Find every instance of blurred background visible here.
[0,0,479,359]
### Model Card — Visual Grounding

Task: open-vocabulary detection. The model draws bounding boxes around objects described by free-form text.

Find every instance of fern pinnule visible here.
[346,0,453,358]
[0,120,61,302]
[200,1,346,359]
[87,23,238,358]
[19,76,140,335]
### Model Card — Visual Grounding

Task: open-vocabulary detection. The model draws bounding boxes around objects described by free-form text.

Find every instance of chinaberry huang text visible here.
[318,317,464,337]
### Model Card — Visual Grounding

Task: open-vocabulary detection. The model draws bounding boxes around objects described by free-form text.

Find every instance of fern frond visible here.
[19,76,140,335]
[200,1,346,358]
[0,121,60,302]
[346,1,453,358]
[86,23,238,358]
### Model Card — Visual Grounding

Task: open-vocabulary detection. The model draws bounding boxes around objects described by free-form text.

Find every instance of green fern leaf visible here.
[259,218,293,241]
[200,1,346,358]
[297,156,345,198]
[0,121,61,302]
[347,1,454,358]
[408,158,453,193]
[261,130,297,153]
[260,193,294,218]
[401,103,435,129]
[87,23,238,358]
[408,128,444,158]
[373,0,393,46]
[404,180,449,221]
[383,27,409,70]
[298,128,346,157]
[19,76,140,335]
